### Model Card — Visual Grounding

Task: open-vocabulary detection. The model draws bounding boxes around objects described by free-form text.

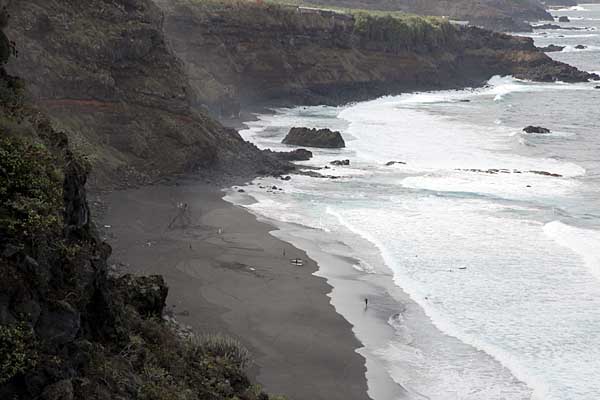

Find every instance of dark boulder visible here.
[523,126,551,134]
[114,274,168,318]
[274,148,313,161]
[330,159,350,166]
[558,16,570,23]
[575,44,587,50]
[282,127,345,148]
[538,44,564,52]
[36,301,81,346]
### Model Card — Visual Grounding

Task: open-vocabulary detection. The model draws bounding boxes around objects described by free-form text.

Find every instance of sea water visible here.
[227,5,600,400]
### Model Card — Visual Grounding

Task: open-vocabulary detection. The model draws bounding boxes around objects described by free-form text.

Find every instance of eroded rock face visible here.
[523,125,551,133]
[6,0,290,187]
[283,127,345,148]
[153,0,597,113]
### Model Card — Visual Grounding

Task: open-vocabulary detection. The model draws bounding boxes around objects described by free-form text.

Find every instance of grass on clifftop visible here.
[182,0,457,51]
[352,11,456,49]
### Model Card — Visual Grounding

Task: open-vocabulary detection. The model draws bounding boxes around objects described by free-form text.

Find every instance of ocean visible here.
[226,5,600,400]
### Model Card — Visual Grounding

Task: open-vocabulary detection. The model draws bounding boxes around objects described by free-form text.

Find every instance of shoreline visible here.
[100,180,379,400]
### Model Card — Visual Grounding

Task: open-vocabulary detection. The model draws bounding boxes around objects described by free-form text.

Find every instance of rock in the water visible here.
[275,148,313,161]
[532,23,583,30]
[385,161,407,166]
[558,16,570,22]
[114,274,168,318]
[237,189,245,193]
[595,85,600,89]
[523,125,551,134]
[281,176,292,181]
[282,127,345,148]
[330,159,350,166]
[529,170,563,177]
[575,44,587,50]
[538,44,565,52]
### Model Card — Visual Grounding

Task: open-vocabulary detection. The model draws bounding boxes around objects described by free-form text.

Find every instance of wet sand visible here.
[100,180,370,400]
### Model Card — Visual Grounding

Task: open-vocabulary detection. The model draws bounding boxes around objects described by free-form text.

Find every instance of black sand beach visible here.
[100,181,370,400]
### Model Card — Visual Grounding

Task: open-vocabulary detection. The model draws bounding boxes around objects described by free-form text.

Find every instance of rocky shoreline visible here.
[2,0,599,399]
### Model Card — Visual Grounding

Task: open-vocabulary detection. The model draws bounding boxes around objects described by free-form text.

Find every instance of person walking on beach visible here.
[364,298,368,308]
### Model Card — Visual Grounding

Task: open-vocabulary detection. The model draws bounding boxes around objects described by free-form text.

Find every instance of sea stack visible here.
[282,127,346,148]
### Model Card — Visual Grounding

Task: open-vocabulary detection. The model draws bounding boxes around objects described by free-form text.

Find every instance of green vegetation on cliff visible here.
[352,11,456,51]
[0,137,63,237]
[0,12,282,400]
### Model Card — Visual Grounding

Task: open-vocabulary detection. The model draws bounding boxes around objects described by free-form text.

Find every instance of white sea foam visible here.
[553,5,587,11]
[327,199,600,400]
[400,171,581,202]
[230,49,600,399]
[544,221,600,281]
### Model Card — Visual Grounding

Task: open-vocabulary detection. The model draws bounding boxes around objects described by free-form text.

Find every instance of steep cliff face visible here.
[0,14,279,400]
[279,0,553,31]
[154,0,596,115]
[6,0,287,188]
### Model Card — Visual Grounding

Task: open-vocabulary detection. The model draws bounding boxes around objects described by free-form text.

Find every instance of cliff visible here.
[6,0,595,185]
[276,0,554,31]
[154,0,596,116]
[0,11,280,400]
[5,0,289,188]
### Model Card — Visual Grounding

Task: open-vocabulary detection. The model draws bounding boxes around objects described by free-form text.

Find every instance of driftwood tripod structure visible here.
[168,202,193,229]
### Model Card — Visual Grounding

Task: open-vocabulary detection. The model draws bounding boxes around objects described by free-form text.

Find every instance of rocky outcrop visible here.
[533,23,584,30]
[273,148,314,161]
[523,125,551,133]
[283,127,346,148]
[558,16,570,22]
[330,159,350,166]
[385,161,407,166]
[539,44,565,52]
[154,0,597,114]
[113,274,168,318]
[6,0,290,188]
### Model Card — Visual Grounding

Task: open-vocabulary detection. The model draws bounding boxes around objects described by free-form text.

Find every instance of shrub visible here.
[189,334,252,370]
[0,136,64,238]
[0,322,38,384]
